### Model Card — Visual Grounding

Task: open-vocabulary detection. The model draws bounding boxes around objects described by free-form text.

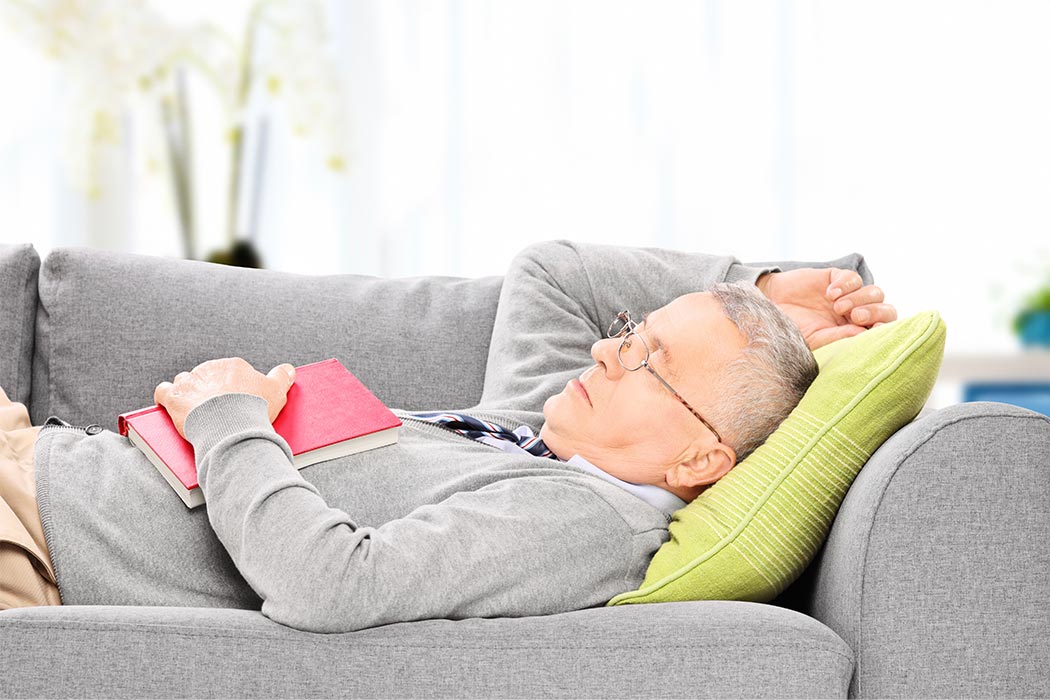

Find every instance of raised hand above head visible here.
[756,268,898,350]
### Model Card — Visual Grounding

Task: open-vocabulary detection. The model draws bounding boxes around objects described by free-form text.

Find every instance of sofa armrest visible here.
[808,401,1050,698]
[0,243,39,406]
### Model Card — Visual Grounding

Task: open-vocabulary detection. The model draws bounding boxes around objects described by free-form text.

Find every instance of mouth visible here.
[569,378,591,406]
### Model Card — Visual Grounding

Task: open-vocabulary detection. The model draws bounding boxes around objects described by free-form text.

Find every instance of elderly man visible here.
[3,241,894,631]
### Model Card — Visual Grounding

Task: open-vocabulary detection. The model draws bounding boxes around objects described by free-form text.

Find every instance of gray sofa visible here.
[0,242,1047,699]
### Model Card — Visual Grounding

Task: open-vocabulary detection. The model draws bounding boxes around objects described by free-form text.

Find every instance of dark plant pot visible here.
[206,240,264,269]
[1020,311,1050,348]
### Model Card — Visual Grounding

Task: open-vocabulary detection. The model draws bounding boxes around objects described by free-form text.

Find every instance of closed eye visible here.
[640,313,670,362]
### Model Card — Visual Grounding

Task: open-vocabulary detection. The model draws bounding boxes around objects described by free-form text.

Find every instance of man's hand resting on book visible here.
[155,357,297,439]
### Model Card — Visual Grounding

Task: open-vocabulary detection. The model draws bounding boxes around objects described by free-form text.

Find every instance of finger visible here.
[268,363,296,388]
[850,302,897,326]
[808,323,867,350]
[826,269,863,301]
[174,371,192,384]
[833,284,885,316]
[154,381,174,404]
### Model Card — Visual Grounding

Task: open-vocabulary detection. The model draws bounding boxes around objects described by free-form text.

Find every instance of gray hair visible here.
[706,281,818,461]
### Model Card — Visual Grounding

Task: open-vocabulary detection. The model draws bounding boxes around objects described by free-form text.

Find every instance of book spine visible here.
[117,405,161,436]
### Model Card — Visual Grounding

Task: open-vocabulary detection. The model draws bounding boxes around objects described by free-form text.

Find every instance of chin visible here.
[541,389,570,423]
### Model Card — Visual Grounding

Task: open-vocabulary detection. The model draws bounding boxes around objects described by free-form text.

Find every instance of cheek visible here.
[615,387,696,439]
[591,387,668,442]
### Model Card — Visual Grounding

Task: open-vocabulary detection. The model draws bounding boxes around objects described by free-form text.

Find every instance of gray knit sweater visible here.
[36,241,768,632]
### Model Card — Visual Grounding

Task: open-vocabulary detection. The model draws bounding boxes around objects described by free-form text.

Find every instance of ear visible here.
[666,443,737,490]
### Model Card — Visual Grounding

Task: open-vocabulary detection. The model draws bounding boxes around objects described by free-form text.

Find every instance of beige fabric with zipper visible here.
[0,384,60,609]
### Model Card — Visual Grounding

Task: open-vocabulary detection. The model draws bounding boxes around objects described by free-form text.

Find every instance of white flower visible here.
[2,0,349,244]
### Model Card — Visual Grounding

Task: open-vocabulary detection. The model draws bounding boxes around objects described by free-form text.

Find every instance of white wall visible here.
[2,1,1048,354]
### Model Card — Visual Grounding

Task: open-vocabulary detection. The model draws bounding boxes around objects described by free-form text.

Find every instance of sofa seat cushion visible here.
[610,310,947,606]
[0,601,852,699]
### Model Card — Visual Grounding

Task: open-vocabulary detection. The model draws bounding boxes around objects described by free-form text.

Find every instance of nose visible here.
[591,337,626,379]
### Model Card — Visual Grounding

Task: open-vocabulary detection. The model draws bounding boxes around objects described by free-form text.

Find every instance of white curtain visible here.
[3,1,1050,353]
[323,0,797,277]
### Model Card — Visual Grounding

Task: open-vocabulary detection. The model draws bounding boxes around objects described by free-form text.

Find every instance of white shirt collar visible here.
[462,421,686,518]
[566,454,687,518]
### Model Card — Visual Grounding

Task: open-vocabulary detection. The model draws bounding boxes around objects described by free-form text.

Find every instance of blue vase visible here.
[1020,312,1050,348]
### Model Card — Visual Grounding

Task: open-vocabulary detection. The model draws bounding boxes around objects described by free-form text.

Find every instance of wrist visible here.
[756,272,775,298]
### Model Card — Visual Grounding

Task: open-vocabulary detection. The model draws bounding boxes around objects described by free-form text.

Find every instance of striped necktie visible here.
[409,411,557,460]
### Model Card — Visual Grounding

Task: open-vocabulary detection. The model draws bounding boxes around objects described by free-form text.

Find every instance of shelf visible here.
[937,351,1050,382]
[928,351,1050,414]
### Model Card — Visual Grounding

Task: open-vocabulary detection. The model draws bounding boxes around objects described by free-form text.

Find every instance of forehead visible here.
[649,292,746,376]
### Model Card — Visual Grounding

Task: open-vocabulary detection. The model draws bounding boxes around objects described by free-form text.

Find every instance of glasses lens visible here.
[617,332,649,371]
[607,312,632,338]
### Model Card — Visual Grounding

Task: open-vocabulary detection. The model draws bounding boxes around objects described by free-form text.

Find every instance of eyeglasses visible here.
[606,310,723,443]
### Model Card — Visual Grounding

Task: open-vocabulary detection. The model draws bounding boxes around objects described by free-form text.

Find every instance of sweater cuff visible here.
[724,262,781,286]
[184,392,275,460]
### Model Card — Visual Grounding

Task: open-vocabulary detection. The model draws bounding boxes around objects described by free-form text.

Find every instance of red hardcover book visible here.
[118,358,402,508]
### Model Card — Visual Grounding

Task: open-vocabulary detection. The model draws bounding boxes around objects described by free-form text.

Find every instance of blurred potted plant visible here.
[1013,281,1050,348]
[1,0,348,268]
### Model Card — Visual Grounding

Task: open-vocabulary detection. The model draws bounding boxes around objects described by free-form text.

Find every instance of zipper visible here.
[41,416,103,435]
[397,413,521,454]
[399,414,484,444]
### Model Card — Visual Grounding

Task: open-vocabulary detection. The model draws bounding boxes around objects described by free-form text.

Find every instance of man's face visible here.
[540,292,746,492]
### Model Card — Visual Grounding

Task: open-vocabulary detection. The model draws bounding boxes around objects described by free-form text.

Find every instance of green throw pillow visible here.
[607,310,946,606]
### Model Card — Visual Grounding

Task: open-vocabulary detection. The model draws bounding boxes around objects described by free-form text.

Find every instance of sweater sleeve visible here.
[477,239,775,412]
[184,392,652,632]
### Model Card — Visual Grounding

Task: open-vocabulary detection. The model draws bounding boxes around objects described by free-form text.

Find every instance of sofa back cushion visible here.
[0,244,40,407]
[30,247,502,429]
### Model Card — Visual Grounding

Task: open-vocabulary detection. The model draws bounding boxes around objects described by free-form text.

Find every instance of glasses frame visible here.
[606,310,723,443]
